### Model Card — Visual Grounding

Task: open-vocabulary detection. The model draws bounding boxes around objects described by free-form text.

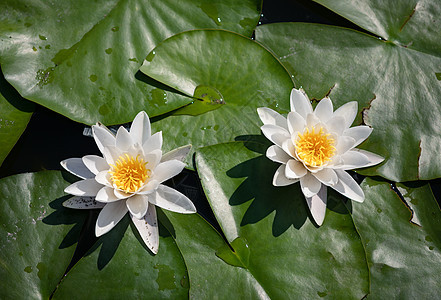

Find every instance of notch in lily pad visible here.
[173,85,225,116]
[216,237,250,269]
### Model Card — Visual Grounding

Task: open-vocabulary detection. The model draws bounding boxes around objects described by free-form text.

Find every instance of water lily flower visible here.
[61,111,196,254]
[258,88,384,226]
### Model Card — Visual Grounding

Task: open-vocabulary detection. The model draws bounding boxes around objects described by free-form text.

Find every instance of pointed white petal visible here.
[92,124,115,154]
[131,203,159,254]
[126,194,149,219]
[150,185,196,213]
[325,115,346,136]
[257,107,288,130]
[300,173,321,197]
[115,127,134,152]
[312,168,338,185]
[82,155,108,175]
[331,170,364,202]
[102,146,123,166]
[290,88,312,118]
[153,160,185,183]
[287,111,306,135]
[261,124,290,148]
[333,101,358,128]
[63,196,106,209]
[266,145,291,164]
[351,149,384,168]
[130,111,151,146]
[145,149,162,170]
[95,201,128,236]
[285,159,307,179]
[282,138,296,158]
[161,145,192,163]
[339,150,371,170]
[306,113,320,128]
[61,158,95,179]
[305,185,327,226]
[95,170,112,186]
[143,132,163,155]
[138,179,160,195]
[314,97,333,123]
[343,126,373,147]
[273,164,299,186]
[96,186,121,202]
[65,179,102,196]
[336,135,357,155]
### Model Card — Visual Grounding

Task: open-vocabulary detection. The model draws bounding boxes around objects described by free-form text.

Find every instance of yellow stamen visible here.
[108,154,150,193]
[295,127,336,167]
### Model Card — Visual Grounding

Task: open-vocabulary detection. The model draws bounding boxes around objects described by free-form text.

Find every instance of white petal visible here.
[131,203,159,254]
[95,201,128,236]
[95,170,112,186]
[300,173,321,197]
[115,127,134,152]
[102,146,123,166]
[282,138,296,158]
[331,170,364,202]
[266,145,290,164]
[82,155,108,175]
[325,115,346,136]
[153,160,185,183]
[336,135,357,155]
[130,111,151,146]
[273,164,299,186]
[96,186,121,202]
[64,179,102,196]
[306,113,320,128]
[261,124,290,148]
[343,126,373,147]
[314,97,333,123]
[114,189,132,199]
[143,132,163,155]
[287,111,306,135]
[312,168,338,185]
[339,150,372,170]
[257,107,288,130]
[126,194,149,219]
[92,124,115,154]
[145,149,162,170]
[138,179,160,195]
[290,88,312,118]
[150,185,196,213]
[351,149,384,168]
[63,196,106,209]
[61,158,95,179]
[333,101,358,129]
[161,145,192,163]
[285,159,307,179]
[305,185,327,226]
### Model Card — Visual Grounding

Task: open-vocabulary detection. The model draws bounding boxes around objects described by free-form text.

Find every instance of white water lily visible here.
[258,88,384,226]
[61,111,196,254]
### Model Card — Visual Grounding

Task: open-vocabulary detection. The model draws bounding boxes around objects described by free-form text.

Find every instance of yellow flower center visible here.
[109,154,150,193]
[295,127,336,167]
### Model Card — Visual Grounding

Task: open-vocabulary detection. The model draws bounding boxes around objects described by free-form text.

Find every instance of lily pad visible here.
[140,29,294,167]
[195,140,369,298]
[0,0,261,125]
[255,21,441,181]
[0,69,34,167]
[352,178,441,297]
[0,171,86,299]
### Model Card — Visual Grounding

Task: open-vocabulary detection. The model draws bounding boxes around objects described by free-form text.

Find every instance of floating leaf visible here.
[140,30,293,167]
[0,0,261,125]
[256,20,441,181]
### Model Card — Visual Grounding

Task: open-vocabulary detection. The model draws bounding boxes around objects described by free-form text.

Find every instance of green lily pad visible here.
[0,171,86,299]
[195,140,369,298]
[351,178,441,297]
[255,22,441,181]
[0,0,261,125]
[140,29,294,167]
[0,69,34,167]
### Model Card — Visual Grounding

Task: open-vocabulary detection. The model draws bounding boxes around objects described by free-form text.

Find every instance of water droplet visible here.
[214,125,219,131]
[317,291,327,297]
[105,48,112,55]
[128,57,139,63]
[19,251,23,256]
[429,246,434,250]
[146,50,155,62]
[36,262,46,279]
[24,266,32,273]
[435,72,441,80]
[153,264,176,291]
[32,46,37,51]
[45,45,50,49]
[39,34,47,40]
[99,104,110,115]
[89,74,98,82]
[377,208,382,213]
[199,3,222,26]
[216,237,250,268]
[36,67,56,86]
[425,235,433,242]
[111,26,119,32]
[180,275,189,288]
[182,132,188,137]
[150,89,167,107]
[24,22,32,27]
